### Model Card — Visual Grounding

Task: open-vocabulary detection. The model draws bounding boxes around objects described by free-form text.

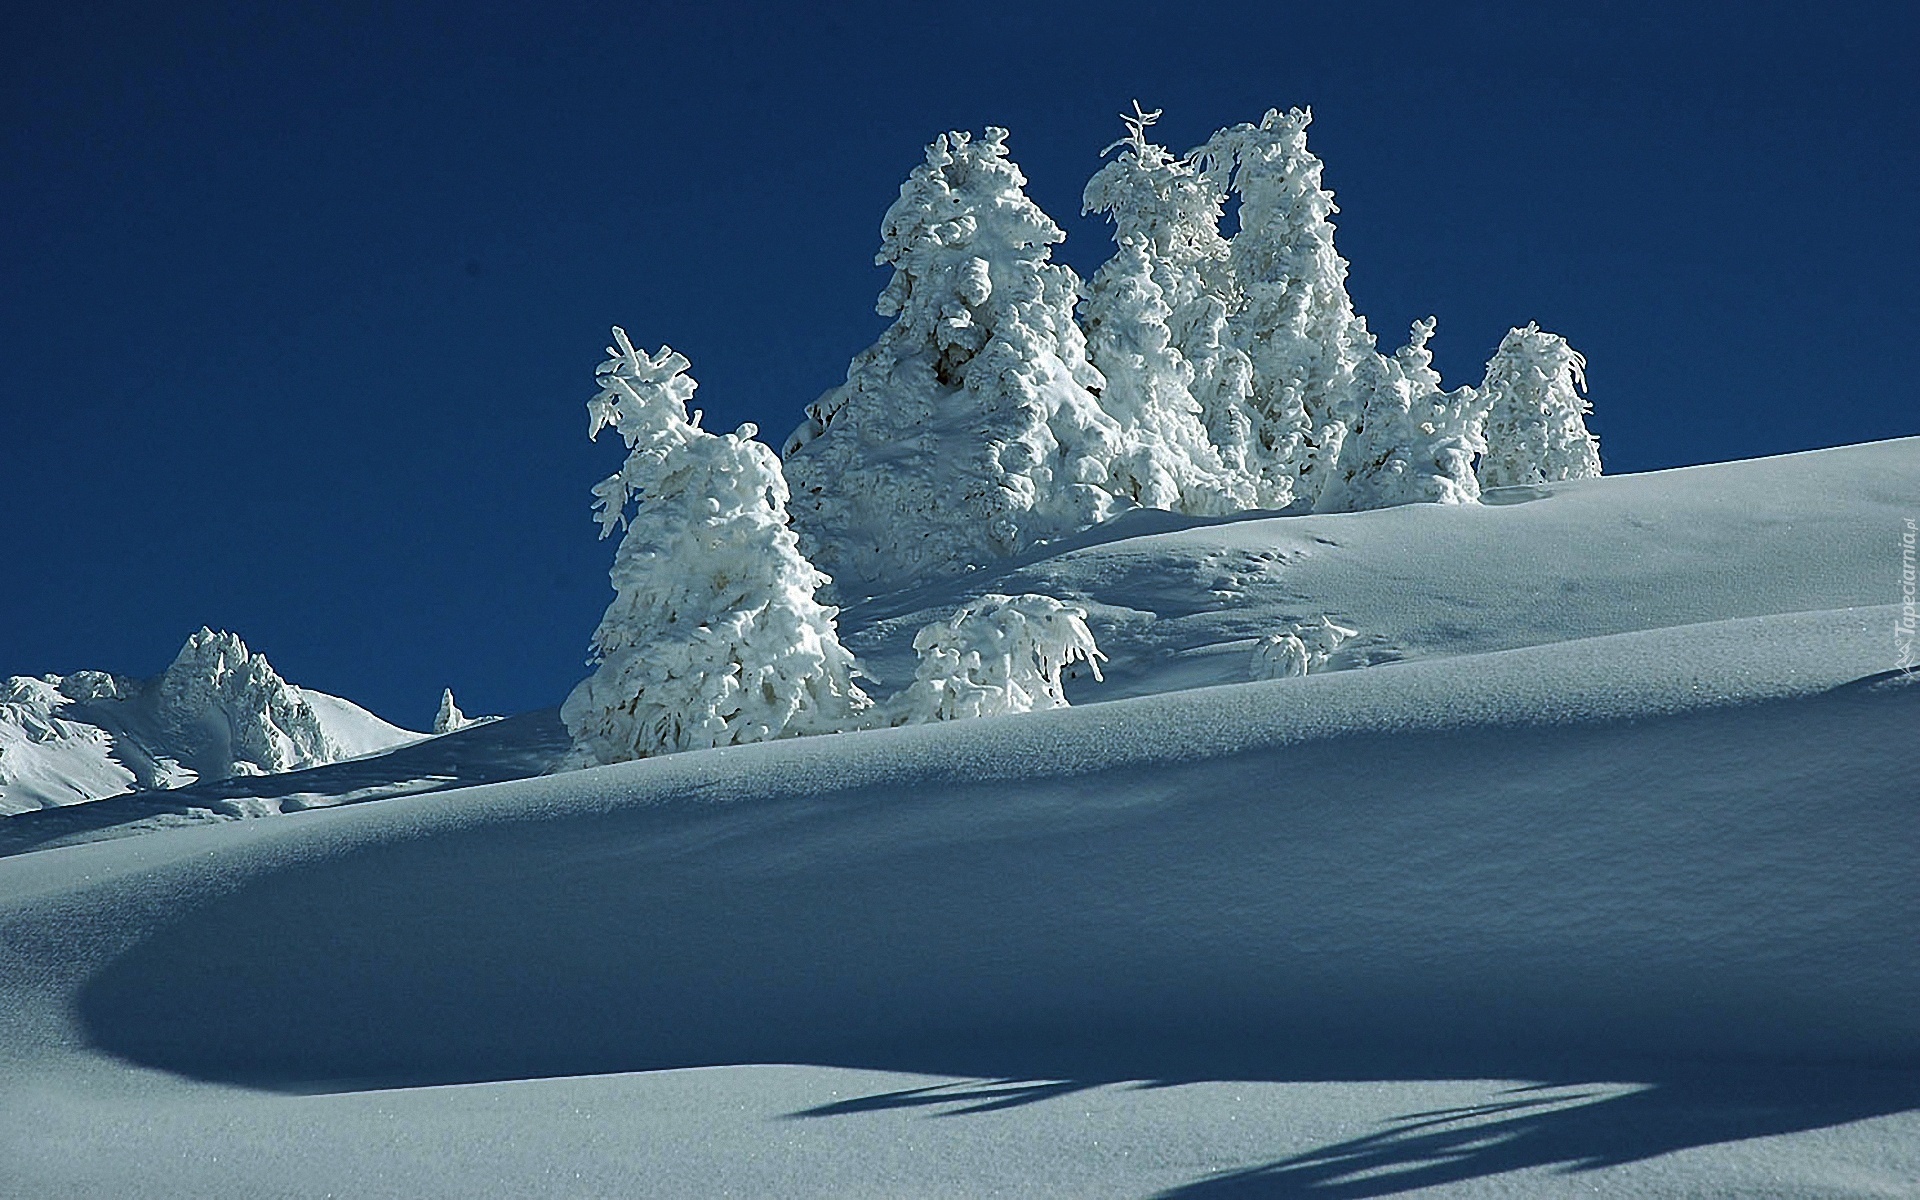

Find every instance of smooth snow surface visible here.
[2,439,1916,1197]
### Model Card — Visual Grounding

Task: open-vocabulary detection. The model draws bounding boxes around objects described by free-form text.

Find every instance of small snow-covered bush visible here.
[1477,323,1602,488]
[562,330,870,765]
[1249,616,1356,680]
[885,594,1105,724]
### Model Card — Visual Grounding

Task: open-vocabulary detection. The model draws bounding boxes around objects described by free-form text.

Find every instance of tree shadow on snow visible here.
[69,680,1920,1194]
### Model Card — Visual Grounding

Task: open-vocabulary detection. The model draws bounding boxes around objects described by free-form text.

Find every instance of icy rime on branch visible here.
[561,329,871,765]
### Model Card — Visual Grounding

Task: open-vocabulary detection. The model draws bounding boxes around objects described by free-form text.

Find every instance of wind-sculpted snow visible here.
[1,442,1916,1197]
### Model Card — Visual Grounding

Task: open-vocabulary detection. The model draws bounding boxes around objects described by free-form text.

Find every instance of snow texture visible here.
[883,593,1105,724]
[783,128,1122,597]
[562,330,869,765]
[0,627,415,814]
[1477,321,1603,488]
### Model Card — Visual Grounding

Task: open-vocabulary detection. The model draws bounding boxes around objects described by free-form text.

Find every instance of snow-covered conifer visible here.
[1313,320,1490,512]
[154,628,341,776]
[1476,323,1602,488]
[1081,103,1262,513]
[433,688,471,735]
[884,594,1105,724]
[1198,107,1374,509]
[783,128,1122,598]
[563,329,869,765]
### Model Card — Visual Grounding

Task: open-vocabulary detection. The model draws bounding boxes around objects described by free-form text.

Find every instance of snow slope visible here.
[0,439,1915,1197]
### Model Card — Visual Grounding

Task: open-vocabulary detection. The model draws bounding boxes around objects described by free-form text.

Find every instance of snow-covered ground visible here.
[1,439,1915,1197]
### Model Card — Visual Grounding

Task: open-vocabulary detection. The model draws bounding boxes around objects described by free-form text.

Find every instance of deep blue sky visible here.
[4,1,1916,726]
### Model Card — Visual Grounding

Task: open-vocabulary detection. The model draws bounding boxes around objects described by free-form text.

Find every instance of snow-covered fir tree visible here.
[1315,319,1493,512]
[153,627,342,777]
[884,593,1105,724]
[1081,103,1262,513]
[563,329,870,765]
[1476,323,1602,488]
[1198,107,1375,510]
[783,128,1122,598]
[433,688,471,734]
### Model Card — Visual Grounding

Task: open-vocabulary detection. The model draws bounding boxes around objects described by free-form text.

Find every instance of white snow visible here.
[1,437,1916,1197]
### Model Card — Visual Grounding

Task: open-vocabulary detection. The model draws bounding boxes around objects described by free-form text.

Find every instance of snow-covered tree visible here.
[1315,319,1492,512]
[1249,616,1356,680]
[433,688,471,734]
[1476,323,1602,488]
[883,593,1105,724]
[1198,107,1375,509]
[783,128,1123,598]
[154,627,342,777]
[562,329,870,765]
[1081,103,1263,513]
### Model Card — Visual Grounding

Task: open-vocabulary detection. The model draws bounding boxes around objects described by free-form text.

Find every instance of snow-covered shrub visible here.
[153,627,342,777]
[1081,103,1262,514]
[1476,323,1602,488]
[1198,107,1375,509]
[783,128,1122,598]
[884,593,1105,724]
[1249,616,1356,680]
[1315,320,1492,512]
[562,329,870,765]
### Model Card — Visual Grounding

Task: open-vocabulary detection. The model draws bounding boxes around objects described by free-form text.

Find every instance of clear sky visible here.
[4,1,1916,727]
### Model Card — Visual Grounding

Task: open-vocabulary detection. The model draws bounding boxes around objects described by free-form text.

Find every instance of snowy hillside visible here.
[1,439,1915,1197]
[0,628,420,814]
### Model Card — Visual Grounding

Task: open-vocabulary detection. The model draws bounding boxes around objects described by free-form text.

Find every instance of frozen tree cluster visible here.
[782,106,1600,597]
[0,627,385,810]
[560,330,873,766]
[563,104,1601,765]
[151,627,343,777]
